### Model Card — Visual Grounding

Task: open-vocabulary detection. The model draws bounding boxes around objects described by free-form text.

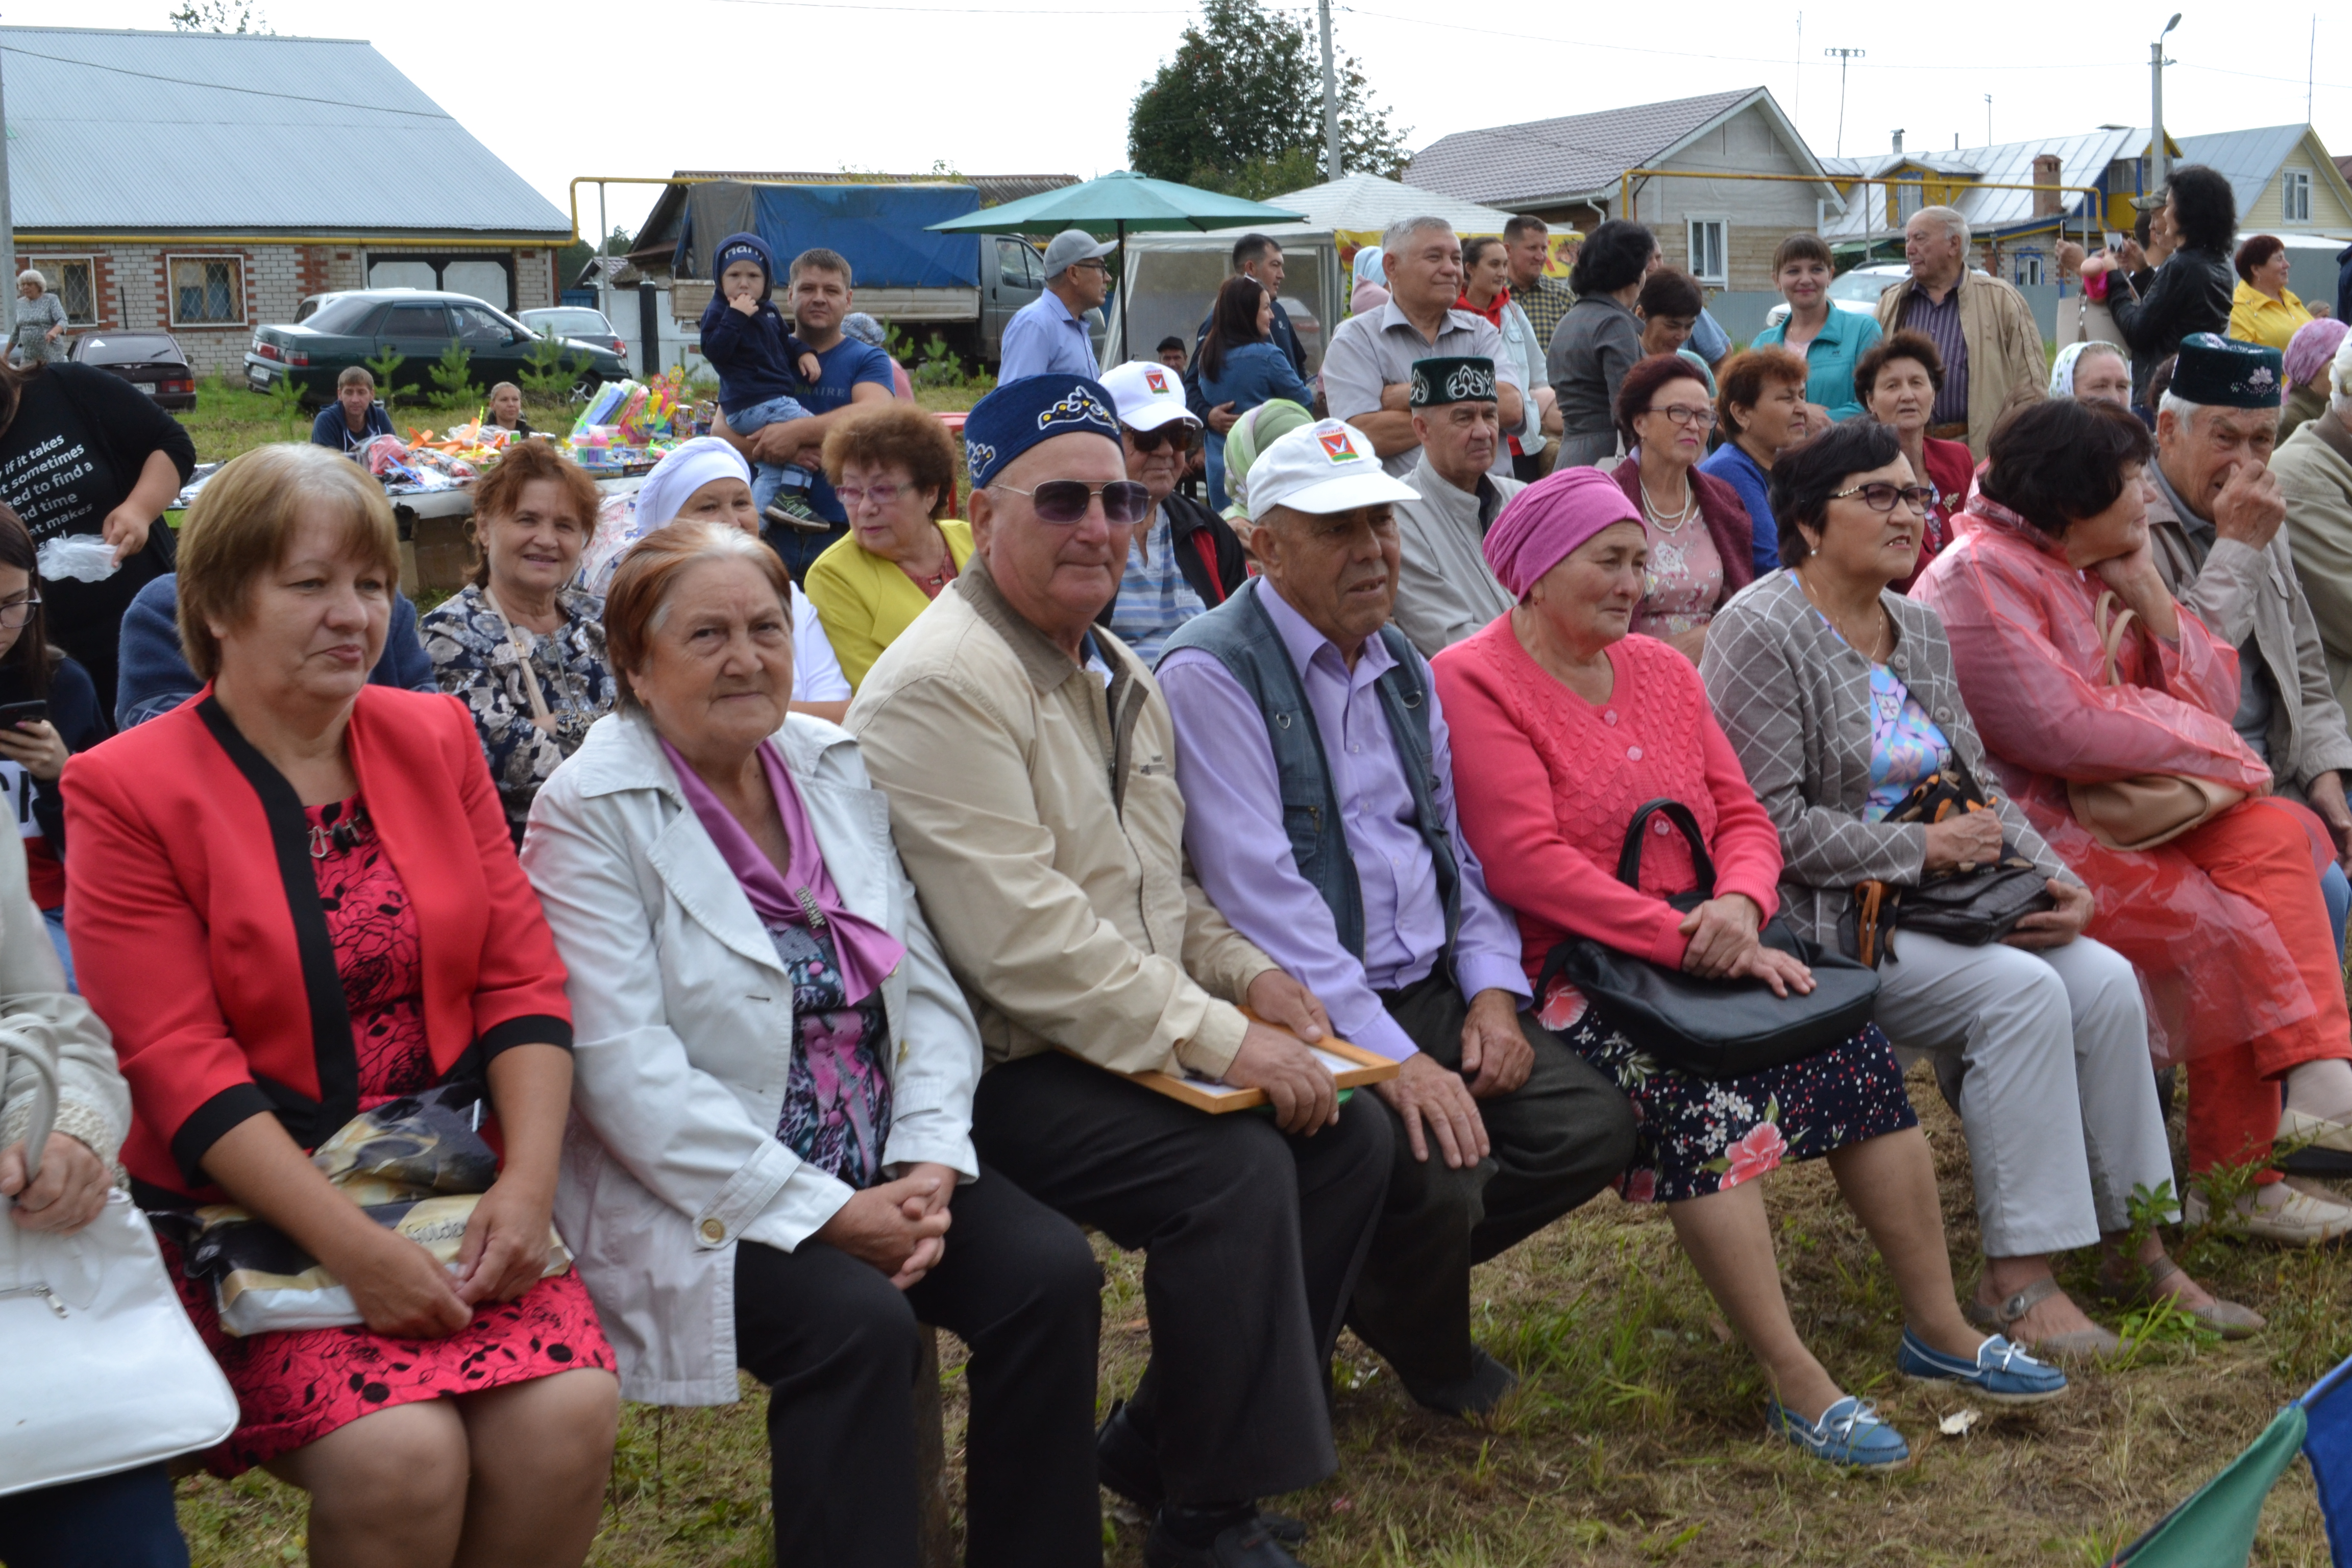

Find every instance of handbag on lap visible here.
[2066,592,2248,852]
[1535,799,1879,1081]
[1839,770,2055,966]
[0,1027,238,1497]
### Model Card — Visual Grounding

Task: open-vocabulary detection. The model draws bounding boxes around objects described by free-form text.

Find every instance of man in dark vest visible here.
[1157,412,1637,1417]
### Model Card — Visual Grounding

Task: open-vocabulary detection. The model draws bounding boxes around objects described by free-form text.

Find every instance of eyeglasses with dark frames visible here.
[0,594,39,630]
[1830,482,1934,514]
[1643,403,1717,430]
[990,480,1155,526]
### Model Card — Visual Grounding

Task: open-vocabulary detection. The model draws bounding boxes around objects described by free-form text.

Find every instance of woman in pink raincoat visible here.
[1913,398,2352,1245]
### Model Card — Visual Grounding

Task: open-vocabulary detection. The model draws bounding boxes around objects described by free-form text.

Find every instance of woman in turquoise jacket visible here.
[1750,233,1882,424]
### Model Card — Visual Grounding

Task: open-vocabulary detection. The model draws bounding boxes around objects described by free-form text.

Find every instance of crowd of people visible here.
[10,175,2352,1568]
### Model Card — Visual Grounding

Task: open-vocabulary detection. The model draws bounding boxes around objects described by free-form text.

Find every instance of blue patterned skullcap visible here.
[963,374,1122,488]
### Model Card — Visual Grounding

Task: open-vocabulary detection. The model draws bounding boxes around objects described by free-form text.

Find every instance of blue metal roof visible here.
[1821,128,2146,244]
[2173,125,2315,219]
[1,26,568,238]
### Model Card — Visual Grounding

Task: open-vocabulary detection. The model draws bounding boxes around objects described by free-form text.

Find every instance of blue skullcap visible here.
[963,374,1122,489]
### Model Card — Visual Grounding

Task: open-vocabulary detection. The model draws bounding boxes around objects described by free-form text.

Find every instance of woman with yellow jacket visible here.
[2230,234,2325,353]
[803,404,975,692]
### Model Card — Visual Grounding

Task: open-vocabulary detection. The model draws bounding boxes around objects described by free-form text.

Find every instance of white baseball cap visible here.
[1245,419,1420,523]
[1099,359,1201,433]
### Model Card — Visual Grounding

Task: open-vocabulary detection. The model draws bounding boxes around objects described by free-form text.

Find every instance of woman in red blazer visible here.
[64,445,617,1568]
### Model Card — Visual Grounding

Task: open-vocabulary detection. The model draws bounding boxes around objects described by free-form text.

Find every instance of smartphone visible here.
[0,700,50,728]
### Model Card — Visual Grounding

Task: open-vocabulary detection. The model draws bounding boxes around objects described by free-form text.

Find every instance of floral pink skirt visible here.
[163,1239,613,1476]
[1537,979,1917,1204]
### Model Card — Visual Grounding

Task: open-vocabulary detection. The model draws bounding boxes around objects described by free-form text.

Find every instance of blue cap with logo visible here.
[963,374,1123,489]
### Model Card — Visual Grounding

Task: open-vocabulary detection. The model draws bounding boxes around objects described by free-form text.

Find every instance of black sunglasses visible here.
[991,479,1156,525]
[1125,424,1200,455]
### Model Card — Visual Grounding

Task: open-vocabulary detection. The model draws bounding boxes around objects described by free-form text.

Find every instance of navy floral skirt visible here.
[1536,977,1917,1205]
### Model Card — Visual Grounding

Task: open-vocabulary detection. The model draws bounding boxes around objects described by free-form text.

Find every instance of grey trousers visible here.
[1346,973,1638,1395]
[1872,930,2174,1257]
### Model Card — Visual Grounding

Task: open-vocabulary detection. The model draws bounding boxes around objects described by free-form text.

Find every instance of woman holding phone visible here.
[0,500,100,987]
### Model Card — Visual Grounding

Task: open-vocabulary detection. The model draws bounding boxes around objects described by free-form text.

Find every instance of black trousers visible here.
[733,1163,1103,1568]
[972,1049,1392,1505]
[0,1464,187,1568]
[1346,974,1638,1393]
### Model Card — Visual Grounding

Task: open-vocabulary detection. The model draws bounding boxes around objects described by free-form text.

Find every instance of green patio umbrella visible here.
[928,170,1305,362]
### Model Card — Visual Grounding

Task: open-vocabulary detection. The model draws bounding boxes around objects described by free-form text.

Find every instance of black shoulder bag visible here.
[1535,799,1880,1080]
[1837,770,2054,967]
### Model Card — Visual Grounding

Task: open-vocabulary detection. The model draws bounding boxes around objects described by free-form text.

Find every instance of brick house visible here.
[4,26,570,378]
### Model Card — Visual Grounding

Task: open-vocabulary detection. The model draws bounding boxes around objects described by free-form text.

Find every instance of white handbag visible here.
[0,1027,240,1497]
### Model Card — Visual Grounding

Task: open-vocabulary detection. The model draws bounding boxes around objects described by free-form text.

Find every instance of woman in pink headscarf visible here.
[2281,317,2349,442]
[1432,468,2060,1470]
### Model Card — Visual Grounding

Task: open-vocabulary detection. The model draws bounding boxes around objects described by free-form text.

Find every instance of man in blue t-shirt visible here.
[719,246,896,579]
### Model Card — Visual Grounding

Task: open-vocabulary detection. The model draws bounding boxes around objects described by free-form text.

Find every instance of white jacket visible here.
[523,706,981,1405]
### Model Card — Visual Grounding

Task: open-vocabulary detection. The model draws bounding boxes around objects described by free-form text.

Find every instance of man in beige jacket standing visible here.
[1873,207,2046,458]
[2275,332,2352,719]
[850,373,1391,1568]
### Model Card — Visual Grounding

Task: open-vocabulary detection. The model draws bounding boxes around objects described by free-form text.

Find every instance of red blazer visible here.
[64,684,572,1202]
[1609,456,1757,601]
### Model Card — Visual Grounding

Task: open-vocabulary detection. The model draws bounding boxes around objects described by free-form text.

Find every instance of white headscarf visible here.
[632,435,752,529]
[2049,340,2126,399]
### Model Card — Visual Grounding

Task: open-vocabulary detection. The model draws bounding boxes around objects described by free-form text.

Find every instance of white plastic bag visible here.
[36,535,119,583]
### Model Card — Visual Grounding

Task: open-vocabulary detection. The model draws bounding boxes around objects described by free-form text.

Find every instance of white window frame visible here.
[1685,216,1729,286]
[2283,169,2313,224]
[27,257,97,326]
[2012,252,2045,288]
[165,253,248,328]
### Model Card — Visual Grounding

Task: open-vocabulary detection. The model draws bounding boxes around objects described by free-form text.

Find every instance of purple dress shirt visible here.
[1158,584,1530,1063]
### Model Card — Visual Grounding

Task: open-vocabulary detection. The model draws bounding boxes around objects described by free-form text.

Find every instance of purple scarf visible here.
[660,736,906,1004]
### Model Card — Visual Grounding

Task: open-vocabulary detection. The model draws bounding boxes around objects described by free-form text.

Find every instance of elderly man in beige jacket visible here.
[2275,332,2352,719]
[849,373,1391,1568]
[1873,207,2047,458]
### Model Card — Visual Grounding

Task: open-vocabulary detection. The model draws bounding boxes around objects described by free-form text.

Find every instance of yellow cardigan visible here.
[2229,279,2313,355]
[805,518,976,691]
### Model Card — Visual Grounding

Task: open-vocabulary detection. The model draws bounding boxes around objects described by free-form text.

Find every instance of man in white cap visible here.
[1098,358,1248,664]
[1160,419,1636,1418]
[999,229,1115,382]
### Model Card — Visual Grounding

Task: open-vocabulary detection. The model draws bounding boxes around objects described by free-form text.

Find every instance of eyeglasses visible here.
[0,595,39,629]
[1125,424,1199,455]
[835,482,907,509]
[991,479,1155,525]
[1830,482,1935,514]
[1643,404,1717,430]
[1066,259,1111,275]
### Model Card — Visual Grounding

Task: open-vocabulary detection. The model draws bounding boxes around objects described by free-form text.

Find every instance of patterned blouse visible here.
[420,583,616,833]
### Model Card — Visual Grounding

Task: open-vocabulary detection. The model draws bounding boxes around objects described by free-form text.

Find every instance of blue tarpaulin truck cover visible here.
[675,182,982,288]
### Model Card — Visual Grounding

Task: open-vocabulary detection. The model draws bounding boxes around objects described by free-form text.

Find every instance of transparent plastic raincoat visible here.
[1911,495,2321,1065]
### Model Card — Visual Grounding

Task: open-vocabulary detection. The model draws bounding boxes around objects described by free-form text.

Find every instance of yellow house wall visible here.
[2240,133,2352,230]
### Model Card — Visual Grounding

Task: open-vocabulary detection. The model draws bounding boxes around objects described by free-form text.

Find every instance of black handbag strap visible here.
[1617,798,1718,896]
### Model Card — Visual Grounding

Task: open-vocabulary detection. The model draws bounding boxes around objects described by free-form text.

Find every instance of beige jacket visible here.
[1873,268,2047,458]
[848,555,1276,1080]
[2273,411,2352,719]
[2145,460,2352,799]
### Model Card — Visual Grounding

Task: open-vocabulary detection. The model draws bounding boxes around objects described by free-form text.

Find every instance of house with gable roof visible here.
[1404,89,1847,291]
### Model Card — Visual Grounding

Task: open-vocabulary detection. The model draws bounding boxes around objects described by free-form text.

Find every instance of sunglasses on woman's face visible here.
[991,479,1155,526]
[1125,423,1200,455]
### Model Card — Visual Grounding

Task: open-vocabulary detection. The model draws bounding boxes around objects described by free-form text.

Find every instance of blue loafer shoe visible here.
[1766,1394,1910,1468]
[1897,1328,2069,1406]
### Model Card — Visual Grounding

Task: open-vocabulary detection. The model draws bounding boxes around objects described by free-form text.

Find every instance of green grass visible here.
[169,1066,2352,1566]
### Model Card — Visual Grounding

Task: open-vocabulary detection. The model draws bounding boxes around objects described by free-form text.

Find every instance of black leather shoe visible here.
[1143,1514,1311,1567]
[1095,1399,1165,1512]
[1403,1347,1520,1419]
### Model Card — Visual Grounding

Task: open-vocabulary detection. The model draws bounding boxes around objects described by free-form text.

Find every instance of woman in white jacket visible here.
[521,522,1102,1568]
[0,802,190,1565]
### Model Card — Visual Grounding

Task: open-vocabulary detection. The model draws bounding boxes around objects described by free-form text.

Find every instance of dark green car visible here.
[244,288,626,406]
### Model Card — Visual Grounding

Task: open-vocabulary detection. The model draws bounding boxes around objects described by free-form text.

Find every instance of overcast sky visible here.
[48,0,2352,240]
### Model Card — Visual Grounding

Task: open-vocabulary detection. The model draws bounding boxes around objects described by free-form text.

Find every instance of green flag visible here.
[2111,1405,2307,1567]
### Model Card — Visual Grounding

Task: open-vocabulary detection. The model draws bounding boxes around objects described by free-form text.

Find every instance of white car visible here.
[1765,264,1992,328]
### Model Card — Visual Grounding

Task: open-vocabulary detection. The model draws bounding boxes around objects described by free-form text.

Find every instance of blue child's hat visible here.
[963,374,1123,489]
[712,231,775,290]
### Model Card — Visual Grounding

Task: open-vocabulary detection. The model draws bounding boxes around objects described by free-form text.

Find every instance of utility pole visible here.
[1317,0,1342,183]
[0,35,13,353]
[1824,47,1864,158]
[2150,12,2180,194]
[1984,94,1992,143]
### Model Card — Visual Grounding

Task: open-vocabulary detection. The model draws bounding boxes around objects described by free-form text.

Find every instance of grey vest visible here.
[1161,578,1461,961]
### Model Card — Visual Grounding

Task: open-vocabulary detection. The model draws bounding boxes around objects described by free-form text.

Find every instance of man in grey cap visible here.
[999,229,1115,382]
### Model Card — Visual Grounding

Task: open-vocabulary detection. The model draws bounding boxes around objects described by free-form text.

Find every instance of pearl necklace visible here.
[1640,472,1698,534]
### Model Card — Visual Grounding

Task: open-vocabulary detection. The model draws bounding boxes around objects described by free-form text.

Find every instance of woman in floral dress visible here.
[1435,464,2065,1469]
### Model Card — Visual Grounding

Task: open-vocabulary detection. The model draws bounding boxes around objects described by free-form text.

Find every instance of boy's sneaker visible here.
[764,489,830,533]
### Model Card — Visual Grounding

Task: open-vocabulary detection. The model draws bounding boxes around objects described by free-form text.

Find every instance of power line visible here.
[0,44,456,116]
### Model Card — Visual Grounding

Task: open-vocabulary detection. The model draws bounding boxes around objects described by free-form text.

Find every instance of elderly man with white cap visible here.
[1159,419,1636,1419]
[1097,358,1249,663]
[998,229,1115,382]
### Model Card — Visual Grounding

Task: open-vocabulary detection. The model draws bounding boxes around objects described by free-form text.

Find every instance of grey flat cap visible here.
[1041,229,1117,278]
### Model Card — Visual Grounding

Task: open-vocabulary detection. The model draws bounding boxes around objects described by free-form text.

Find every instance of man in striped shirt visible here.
[1872,207,2047,457]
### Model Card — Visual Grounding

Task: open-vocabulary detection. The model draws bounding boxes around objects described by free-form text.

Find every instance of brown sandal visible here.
[1962,1276,2120,1360]
[2094,1256,2264,1340]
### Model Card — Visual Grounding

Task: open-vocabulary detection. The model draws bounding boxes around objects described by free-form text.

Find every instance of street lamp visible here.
[2150,13,2181,195]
